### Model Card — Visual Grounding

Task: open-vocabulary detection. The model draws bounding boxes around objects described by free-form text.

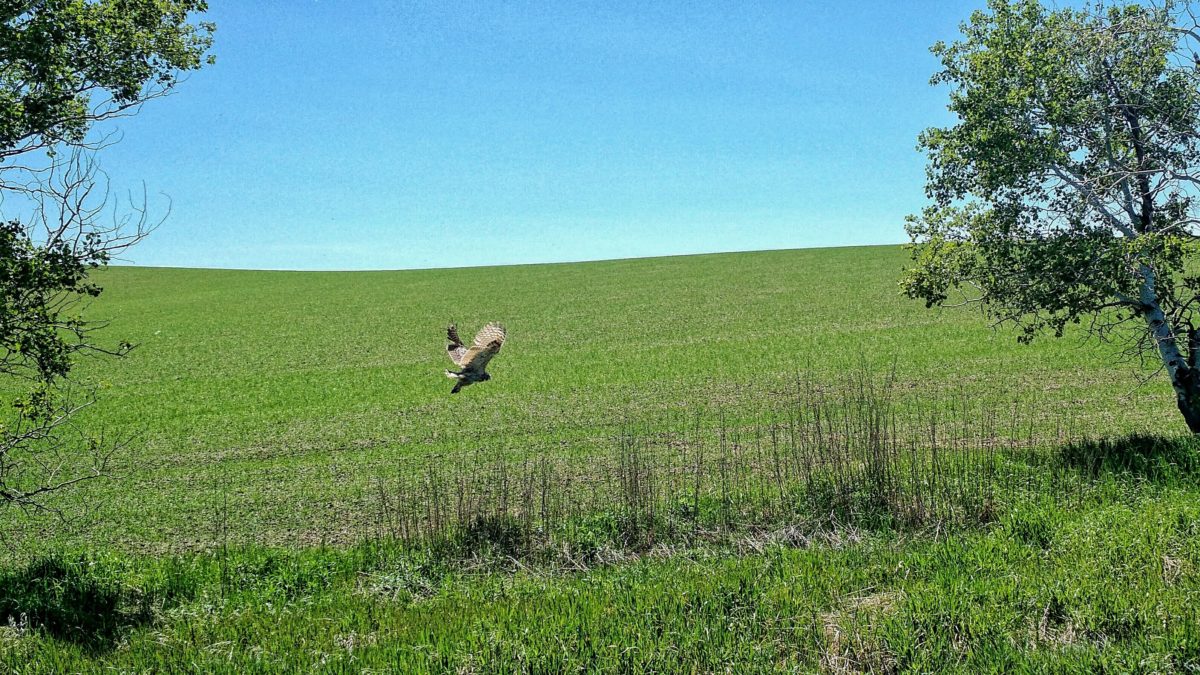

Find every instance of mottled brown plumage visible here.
[445,322,506,393]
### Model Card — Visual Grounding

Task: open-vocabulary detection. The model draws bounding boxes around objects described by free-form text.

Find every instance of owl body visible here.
[444,322,506,393]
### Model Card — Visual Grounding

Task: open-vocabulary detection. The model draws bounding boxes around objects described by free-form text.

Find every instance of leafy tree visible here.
[0,1,213,510]
[904,0,1200,432]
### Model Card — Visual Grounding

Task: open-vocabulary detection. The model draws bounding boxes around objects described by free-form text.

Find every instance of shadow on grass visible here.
[1059,433,1200,480]
[0,554,184,654]
[428,514,530,562]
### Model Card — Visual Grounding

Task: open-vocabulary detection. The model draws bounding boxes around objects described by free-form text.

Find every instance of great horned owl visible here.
[444,322,506,393]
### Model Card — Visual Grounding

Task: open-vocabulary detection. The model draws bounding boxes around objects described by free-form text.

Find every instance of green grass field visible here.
[3,245,1198,672]
[6,245,1176,550]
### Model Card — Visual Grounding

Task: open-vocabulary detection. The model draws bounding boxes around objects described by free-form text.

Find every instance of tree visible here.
[0,1,213,510]
[903,0,1200,432]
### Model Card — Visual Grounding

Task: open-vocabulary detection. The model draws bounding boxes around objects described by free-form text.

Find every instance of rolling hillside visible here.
[2,244,1175,552]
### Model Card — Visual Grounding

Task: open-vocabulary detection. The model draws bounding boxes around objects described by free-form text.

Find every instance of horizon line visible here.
[110,240,909,274]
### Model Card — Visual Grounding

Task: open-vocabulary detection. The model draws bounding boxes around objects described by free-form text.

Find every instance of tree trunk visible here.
[1138,265,1200,433]
[1173,368,1200,434]
[1147,319,1200,433]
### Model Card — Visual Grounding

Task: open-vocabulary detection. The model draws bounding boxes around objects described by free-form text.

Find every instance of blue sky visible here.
[95,1,982,270]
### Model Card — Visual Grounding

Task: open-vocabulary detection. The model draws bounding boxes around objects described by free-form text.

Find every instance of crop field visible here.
[3,245,1199,672]
[2,245,1175,551]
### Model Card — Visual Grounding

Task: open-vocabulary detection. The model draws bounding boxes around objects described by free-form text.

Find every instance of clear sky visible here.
[93,1,985,271]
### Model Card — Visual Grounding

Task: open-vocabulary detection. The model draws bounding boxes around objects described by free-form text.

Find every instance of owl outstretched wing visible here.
[471,322,506,349]
[446,324,468,366]
[460,322,506,372]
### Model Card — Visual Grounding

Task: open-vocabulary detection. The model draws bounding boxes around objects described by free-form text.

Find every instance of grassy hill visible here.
[5,245,1173,551]
[3,245,1198,671]
[79,245,1169,447]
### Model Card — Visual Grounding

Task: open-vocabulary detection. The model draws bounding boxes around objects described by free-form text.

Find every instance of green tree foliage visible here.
[0,1,212,509]
[904,0,1200,432]
[0,0,213,157]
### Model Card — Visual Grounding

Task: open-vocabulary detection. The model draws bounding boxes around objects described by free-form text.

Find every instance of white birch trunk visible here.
[1138,264,1200,432]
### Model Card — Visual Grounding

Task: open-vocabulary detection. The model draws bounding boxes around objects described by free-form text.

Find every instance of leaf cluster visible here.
[0,0,213,156]
[0,217,109,384]
[904,0,1200,345]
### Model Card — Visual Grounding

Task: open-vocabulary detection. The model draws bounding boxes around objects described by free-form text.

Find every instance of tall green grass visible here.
[3,433,1199,671]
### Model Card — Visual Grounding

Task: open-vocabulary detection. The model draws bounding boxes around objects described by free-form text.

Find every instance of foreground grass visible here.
[1,245,1182,552]
[4,447,1199,672]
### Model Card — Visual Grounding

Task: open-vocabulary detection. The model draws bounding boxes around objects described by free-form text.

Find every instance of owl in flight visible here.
[445,322,506,394]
